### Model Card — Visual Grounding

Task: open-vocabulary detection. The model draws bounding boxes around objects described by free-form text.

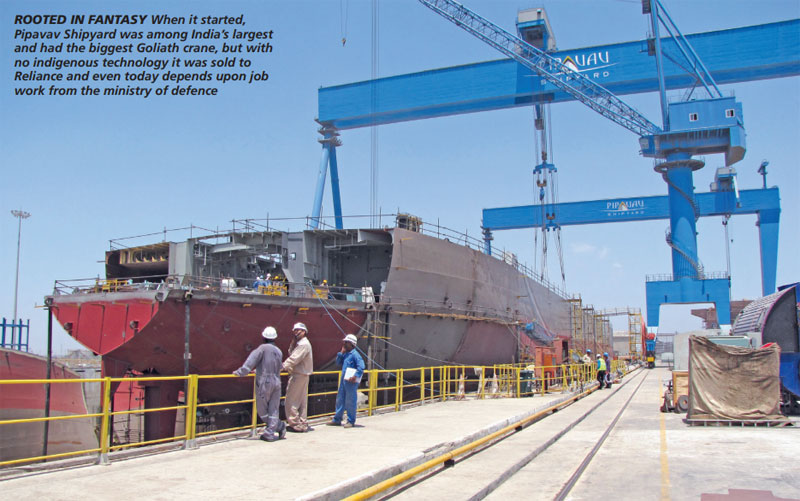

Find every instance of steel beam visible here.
[329,146,344,230]
[482,187,780,296]
[645,278,731,327]
[318,20,799,129]
[310,144,331,229]
[482,188,779,229]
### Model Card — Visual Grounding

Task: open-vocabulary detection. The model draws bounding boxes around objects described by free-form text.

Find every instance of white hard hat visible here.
[293,322,307,332]
[596,354,602,358]
[262,326,278,340]
[343,334,358,345]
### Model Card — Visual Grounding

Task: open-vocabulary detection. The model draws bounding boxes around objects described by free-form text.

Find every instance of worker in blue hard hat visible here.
[596,353,608,389]
[327,333,365,428]
[282,322,314,432]
[233,326,286,442]
[582,349,592,365]
[603,352,612,387]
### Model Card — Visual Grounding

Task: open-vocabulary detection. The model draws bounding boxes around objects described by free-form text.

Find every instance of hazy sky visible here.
[2,0,799,356]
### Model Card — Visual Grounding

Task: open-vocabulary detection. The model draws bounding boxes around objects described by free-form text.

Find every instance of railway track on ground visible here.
[349,366,651,501]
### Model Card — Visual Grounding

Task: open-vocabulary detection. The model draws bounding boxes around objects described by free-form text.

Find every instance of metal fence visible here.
[0,360,631,468]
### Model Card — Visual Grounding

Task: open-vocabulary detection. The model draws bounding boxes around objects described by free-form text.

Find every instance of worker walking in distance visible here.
[282,322,314,432]
[603,352,612,387]
[596,353,607,389]
[328,334,365,428]
[233,326,286,442]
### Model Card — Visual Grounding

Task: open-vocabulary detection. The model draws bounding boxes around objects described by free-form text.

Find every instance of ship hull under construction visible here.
[48,222,609,438]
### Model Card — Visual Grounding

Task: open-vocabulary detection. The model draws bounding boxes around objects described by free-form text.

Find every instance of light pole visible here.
[11,210,31,349]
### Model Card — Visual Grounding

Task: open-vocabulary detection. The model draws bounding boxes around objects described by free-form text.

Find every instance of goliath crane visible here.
[417,0,769,332]
[312,3,795,333]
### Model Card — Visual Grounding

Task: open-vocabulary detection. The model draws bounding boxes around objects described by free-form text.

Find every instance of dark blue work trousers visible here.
[333,380,359,424]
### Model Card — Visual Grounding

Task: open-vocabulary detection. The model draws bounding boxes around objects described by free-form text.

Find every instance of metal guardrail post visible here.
[540,369,545,396]
[98,377,112,465]
[250,374,258,437]
[184,374,199,449]
[395,368,404,411]
[430,368,434,402]
[515,367,521,397]
[442,367,447,401]
[420,368,425,404]
[368,370,378,416]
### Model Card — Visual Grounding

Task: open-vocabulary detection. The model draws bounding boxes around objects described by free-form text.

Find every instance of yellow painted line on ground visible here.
[659,385,671,501]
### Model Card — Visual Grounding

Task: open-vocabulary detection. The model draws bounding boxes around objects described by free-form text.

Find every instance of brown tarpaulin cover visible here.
[688,336,786,421]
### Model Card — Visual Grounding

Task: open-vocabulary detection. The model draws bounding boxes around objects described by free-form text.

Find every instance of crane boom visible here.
[418,0,662,137]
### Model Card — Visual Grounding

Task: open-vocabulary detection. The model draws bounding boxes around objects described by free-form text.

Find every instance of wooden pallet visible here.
[683,418,794,428]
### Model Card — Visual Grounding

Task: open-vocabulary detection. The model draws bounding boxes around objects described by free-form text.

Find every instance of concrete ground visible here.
[2,366,798,500]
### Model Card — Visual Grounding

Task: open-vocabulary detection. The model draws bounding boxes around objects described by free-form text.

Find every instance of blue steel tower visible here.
[638,0,745,329]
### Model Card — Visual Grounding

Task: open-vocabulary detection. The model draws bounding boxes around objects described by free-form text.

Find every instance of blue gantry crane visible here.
[417,0,772,330]
[311,1,798,328]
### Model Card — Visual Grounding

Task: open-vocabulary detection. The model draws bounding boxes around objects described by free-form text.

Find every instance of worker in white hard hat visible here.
[233,326,286,442]
[282,322,314,432]
[327,333,365,428]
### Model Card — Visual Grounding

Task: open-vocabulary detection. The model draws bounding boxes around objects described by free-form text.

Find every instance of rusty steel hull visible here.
[377,228,573,368]
[0,348,98,462]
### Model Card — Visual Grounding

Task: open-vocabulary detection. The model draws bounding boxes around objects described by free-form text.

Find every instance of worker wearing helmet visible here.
[582,349,592,365]
[603,352,612,387]
[328,334,365,428]
[282,322,314,432]
[233,326,286,442]
[596,353,608,389]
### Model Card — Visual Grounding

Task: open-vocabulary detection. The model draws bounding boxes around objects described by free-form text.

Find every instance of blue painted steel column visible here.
[663,154,699,278]
[758,208,780,295]
[329,146,344,230]
[482,227,493,255]
[310,144,330,229]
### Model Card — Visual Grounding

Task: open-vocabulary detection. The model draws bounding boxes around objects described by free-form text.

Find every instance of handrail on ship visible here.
[52,276,368,300]
[0,360,633,468]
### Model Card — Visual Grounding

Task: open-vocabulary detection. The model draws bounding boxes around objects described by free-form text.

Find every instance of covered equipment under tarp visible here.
[688,336,786,421]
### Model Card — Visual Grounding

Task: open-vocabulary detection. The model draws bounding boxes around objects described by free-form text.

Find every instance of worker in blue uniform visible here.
[233,326,286,442]
[328,334,365,428]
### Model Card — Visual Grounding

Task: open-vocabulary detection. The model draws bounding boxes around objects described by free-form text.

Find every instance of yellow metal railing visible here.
[0,361,632,467]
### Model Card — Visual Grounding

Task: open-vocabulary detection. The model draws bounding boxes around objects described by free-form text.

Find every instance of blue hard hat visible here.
[603,352,609,356]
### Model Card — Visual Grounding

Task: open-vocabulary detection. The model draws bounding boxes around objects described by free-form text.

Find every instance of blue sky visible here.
[2,0,799,355]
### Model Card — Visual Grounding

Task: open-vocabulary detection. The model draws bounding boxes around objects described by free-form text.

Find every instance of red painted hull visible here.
[51,289,369,402]
[0,348,97,462]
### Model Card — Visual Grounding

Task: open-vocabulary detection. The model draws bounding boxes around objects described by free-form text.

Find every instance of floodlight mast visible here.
[10,209,31,348]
